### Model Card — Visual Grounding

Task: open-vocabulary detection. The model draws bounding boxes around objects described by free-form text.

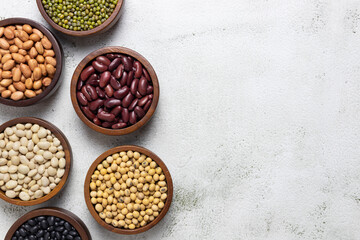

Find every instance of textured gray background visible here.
[1,0,360,239]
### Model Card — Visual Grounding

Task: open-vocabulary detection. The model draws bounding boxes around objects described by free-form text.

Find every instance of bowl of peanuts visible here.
[0,18,63,107]
[84,145,173,234]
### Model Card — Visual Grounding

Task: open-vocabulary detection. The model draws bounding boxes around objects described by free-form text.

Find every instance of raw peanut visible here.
[24,89,36,98]
[18,49,26,56]
[45,57,56,66]
[22,40,34,50]
[10,91,24,100]
[0,27,4,37]
[28,59,38,71]
[25,55,31,62]
[1,89,11,98]
[0,38,10,50]
[12,68,21,82]
[2,71,12,79]
[25,78,33,89]
[41,37,52,50]
[29,47,38,58]
[15,25,22,30]
[0,49,9,55]
[0,86,5,93]
[35,89,43,95]
[42,77,52,87]
[7,39,15,45]
[13,81,25,91]
[18,30,29,42]
[32,29,43,39]
[3,60,15,71]
[4,27,14,39]
[20,63,32,78]
[39,64,47,76]
[36,55,45,64]
[12,53,26,63]
[22,24,33,34]
[0,79,12,87]
[8,84,16,92]
[43,50,54,57]
[29,33,40,42]
[14,38,23,48]
[45,64,55,76]
[33,80,42,90]
[35,42,44,55]
[1,53,11,64]
[9,45,18,53]
[33,67,42,80]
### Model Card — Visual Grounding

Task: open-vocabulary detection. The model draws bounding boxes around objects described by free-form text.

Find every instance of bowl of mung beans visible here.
[36,0,124,37]
[84,145,173,234]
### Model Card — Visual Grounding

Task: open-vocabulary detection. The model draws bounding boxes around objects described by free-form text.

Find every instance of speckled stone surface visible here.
[1,0,360,239]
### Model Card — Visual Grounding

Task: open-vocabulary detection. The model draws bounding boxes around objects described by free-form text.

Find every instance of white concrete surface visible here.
[1,0,360,239]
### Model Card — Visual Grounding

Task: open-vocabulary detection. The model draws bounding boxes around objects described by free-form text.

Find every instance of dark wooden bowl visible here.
[36,0,124,37]
[0,18,63,107]
[0,117,71,206]
[4,207,92,240]
[70,47,160,136]
[84,145,173,235]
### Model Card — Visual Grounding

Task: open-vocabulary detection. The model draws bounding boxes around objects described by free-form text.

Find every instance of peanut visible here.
[43,50,54,57]
[28,59,38,71]
[4,27,14,39]
[29,33,40,42]
[1,89,11,98]
[0,79,12,87]
[41,37,52,50]
[32,29,43,39]
[22,24,33,34]
[12,68,21,82]
[0,27,4,38]
[0,38,10,50]
[12,53,26,63]
[22,40,34,50]
[20,63,32,78]
[10,91,24,101]
[14,38,23,48]
[18,30,29,42]
[29,47,38,58]
[13,81,25,92]
[1,53,11,64]
[3,60,15,71]
[24,89,36,98]
[45,64,56,76]
[45,57,56,66]
[8,84,16,92]
[25,78,33,89]
[2,71,12,79]
[42,77,52,87]
[9,45,18,53]
[33,80,42,90]
[33,67,42,81]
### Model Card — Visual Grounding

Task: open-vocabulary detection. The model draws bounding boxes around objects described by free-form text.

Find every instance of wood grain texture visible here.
[84,145,173,235]
[0,18,63,107]
[4,207,92,240]
[36,0,124,37]
[0,117,71,206]
[70,46,160,136]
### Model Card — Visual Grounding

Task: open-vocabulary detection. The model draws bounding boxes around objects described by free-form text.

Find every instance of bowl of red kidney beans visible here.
[70,47,159,135]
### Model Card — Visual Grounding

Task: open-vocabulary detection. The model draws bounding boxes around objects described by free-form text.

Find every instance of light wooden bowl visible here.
[0,117,71,206]
[0,18,63,107]
[70,46,160,136]
[84,145,173,234]
[4,207,92,240]
[36,0,124,37]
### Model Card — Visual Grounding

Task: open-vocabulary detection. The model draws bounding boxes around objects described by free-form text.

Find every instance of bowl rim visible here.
[36,0,124,36]
[70,46,160,136]
[0,17,63,107]
[4,207,92,240]
[0,117,71,206]
[84,145,173,235]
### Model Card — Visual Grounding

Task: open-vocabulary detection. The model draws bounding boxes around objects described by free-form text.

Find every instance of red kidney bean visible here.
[77,79,84,91]
[98,107,104,113]
[85,84,98,100]
[143,68,151,82]
[98,111,115,122]
[138,95,149,107]
[138,77,148,95]
[99,71,111,88]
[77,92,88,106]
[129,111,137,125]
[102,122,112,128]
[114,86,130,99]
[108,57,121,71]
[130,78,139,95]
[86,78,99,87]
[80,66,95,81]
[92,60,108,72]
[105,84,114,97]
[113,64,124,79]
[122,92,134,108]
[110,75,121,90]
[96,87,105,98]
[112,123,127,129]
[128,99,138,111]
[143,99,152,111]
[134,61,143,78]
[121,108,129,122]
[134,106,145,118]
[89,99,104,111]
[106,54,116,60]
[93,117,102,126]
[104,98,122,108]
[121,56,133,71]
[127,71,134,87]
[81,86,92,101]
[146,85,153,94]
[120,71,128,86]
[149,94,153,99]
[96,56,111,66]
[81,106,96,120]
[135,91,142,98]
[110,106,122,116]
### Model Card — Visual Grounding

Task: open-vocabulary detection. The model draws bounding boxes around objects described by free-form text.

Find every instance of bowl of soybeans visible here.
[84,145,173,234]
[0,18,63,107]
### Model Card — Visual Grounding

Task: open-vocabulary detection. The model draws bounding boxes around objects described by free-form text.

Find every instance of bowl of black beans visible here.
[5,207,91,240]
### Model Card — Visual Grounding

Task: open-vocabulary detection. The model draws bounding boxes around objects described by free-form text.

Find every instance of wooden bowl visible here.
[0,18,63,107]
[84,145,173,234]
[0,117,71,206]
[70,47,160,136]
[36,0,124,37]
[4,207,92,240]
